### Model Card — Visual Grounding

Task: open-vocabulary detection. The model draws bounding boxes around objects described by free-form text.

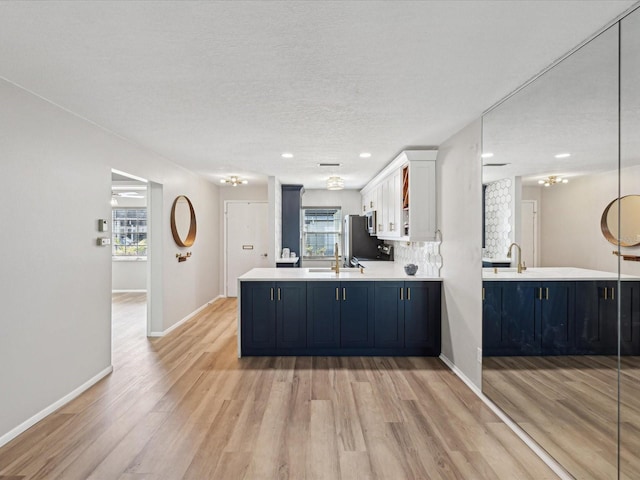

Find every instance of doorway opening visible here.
[110,169,151,361]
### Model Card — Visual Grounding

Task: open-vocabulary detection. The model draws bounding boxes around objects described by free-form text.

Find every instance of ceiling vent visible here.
[318,163,342,167]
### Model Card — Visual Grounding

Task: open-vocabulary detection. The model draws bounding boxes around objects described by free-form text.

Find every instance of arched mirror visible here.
[601,195,640,247]
[171,195,197,247]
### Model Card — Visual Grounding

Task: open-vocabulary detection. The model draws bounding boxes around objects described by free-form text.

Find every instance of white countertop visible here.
[483,267,640,281]
[238,262,442,282]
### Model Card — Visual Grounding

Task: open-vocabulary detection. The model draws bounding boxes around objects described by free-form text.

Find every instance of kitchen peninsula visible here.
[237,263,442,357]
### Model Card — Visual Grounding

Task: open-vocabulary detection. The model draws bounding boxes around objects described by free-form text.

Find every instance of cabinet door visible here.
[340,282,375,348]
[539,282,575,355]
[482,282,506,356]
[386,171,401,238]
[374,281,405,347]
[379,181,388,234]
[620,281,640,355]
[240,281,276,352]
[575,281,617,354]
[306,281,341,348]
[404,282,440,351]
[276,282,307,349]
[502,282,540,355]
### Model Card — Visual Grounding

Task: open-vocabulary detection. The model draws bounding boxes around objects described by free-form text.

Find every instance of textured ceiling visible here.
[0,1,636,189]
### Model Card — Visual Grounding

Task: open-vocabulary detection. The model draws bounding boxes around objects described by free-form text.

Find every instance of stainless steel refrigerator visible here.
[343,215,383,265]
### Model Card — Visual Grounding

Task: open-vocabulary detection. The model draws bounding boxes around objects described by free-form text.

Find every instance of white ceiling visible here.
[0,1,636,189]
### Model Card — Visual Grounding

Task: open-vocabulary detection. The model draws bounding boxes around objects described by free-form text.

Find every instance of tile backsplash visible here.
[392,239,442,277]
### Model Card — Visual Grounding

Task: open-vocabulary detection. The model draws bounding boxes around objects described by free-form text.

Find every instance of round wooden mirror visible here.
[601,195,640,247]
[171,195,197,247]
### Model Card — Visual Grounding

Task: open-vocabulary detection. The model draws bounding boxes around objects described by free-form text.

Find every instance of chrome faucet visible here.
[507,242,523,273]
[331,242,340,274]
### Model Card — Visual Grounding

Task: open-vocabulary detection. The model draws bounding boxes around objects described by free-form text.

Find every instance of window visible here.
[303,207,341,258]
[112,208,148,258]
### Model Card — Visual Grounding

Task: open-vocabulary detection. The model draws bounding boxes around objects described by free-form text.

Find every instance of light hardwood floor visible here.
[0,294,558,479]
[484,355,640,480]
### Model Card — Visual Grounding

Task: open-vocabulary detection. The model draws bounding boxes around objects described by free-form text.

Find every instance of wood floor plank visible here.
[0,294,559,480]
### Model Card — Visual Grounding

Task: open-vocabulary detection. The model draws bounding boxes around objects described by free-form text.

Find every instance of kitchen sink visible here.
[307,267,361,273]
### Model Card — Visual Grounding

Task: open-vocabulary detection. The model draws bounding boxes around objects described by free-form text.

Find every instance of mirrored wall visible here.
[482,6,640,479]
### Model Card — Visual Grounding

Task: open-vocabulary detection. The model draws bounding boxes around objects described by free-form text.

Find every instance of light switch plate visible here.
[97,237,111,246]
[98,219,109,232]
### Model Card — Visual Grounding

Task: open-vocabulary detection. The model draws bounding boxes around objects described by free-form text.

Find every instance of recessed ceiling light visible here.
[359,152,371,158]
[554,153,571,159]
[281,153,294,158]
[481,153,494,158]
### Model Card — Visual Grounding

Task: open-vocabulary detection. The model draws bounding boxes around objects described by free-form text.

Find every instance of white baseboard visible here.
[439,354,572,480]
[0,365,113,449]
[111,289,147,293]
[148,295,223,337]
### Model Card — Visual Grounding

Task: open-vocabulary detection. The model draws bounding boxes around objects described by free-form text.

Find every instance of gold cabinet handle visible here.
[336,287,339,301]
[407,287,411,301]
[270,287,274,301]
[400,287,404,301]
[611,287,615,300]
[604,287,608,300]
[545,288,549,300]
[278,288,281,301]
[482,287,485,301]
[343,287,346,301]
[538,288,542,300]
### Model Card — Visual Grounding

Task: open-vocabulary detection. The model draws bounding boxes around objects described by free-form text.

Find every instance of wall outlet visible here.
[97,237,111,246]
[477,347,482,363]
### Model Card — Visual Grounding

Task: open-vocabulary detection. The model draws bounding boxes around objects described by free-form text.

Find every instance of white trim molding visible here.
[0,365,113,449]
[147,295,223,337]
[439,354,572,480]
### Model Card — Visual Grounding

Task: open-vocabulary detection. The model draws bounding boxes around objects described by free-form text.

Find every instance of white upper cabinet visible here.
[360,150,437,242]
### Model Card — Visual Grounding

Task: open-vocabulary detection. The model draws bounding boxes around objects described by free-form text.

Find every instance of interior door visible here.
[226,202,269,297]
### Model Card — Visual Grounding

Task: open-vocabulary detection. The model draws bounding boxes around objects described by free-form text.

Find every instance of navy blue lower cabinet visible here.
[306,281,341,348]
[620,282,640,355]
[575,281,617,355]
[242,280,442,356]
[575,281,640,355]
[374,281,405,348]
[275,282,307,349]
[340,282,375,348]
[404,282,441,352]
[483,281,574,356]
[241,281,276,353]
[540,282,575,355]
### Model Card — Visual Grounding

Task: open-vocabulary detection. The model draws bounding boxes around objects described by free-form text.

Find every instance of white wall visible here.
[539,165,640,276]
[0,78,221,444]
[437,119,483,388]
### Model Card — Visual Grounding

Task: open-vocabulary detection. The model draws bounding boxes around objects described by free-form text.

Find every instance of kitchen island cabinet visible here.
[238,267,442,356]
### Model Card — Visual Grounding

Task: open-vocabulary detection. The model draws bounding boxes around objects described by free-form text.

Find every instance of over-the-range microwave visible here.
[365,210,377,235]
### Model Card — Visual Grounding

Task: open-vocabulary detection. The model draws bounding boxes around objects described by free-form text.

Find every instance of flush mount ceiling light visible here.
[481,152,494,158]
[326,176,344,190]
[281,152,294,158]
[538,175,569,187]
[554,152,571,159]
[359,152,372,158]
[220,175,249,187]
